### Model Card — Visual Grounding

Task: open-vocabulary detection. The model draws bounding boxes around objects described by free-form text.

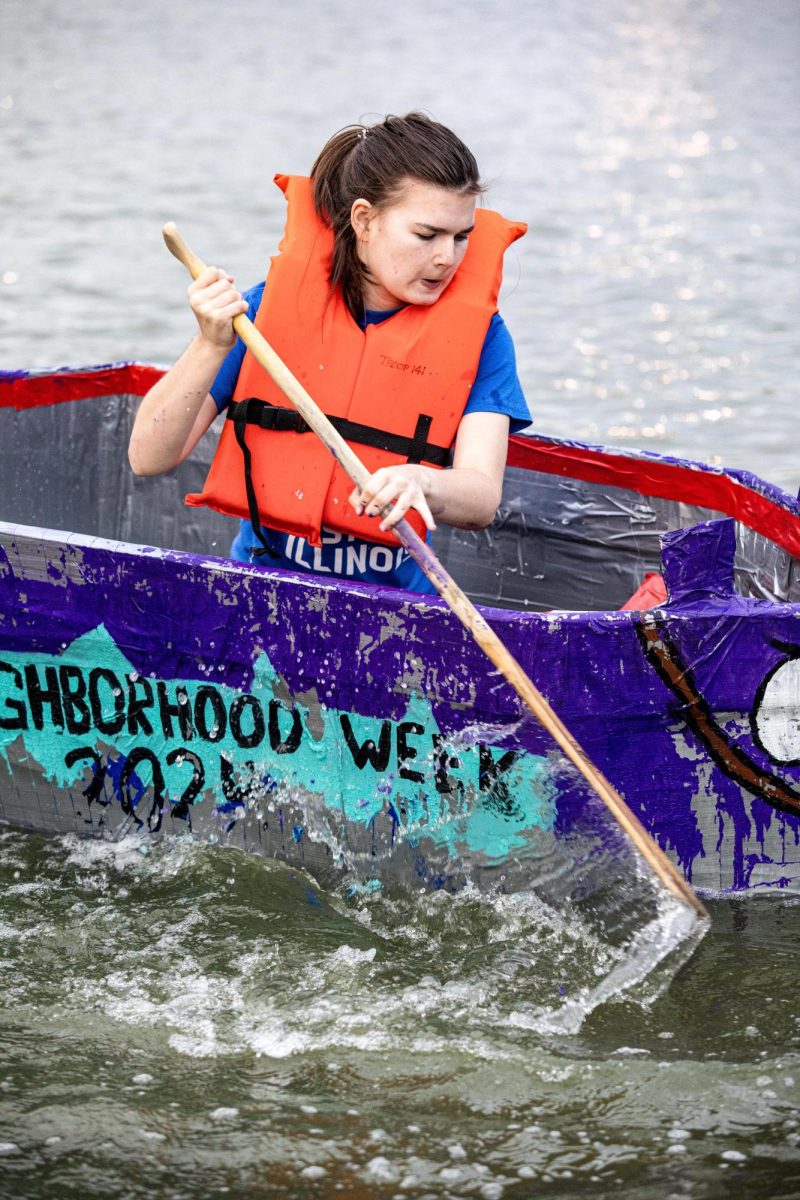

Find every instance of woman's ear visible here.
[350,198,373,242]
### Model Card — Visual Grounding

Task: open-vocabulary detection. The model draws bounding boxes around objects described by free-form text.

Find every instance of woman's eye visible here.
[415,232,435,241]
[455,233,470,243]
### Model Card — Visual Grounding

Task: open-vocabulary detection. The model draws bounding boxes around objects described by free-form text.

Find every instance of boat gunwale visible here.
[3,518,800,644]
[3,361,800,583]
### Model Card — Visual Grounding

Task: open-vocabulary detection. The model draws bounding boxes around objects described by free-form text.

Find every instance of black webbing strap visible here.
[231,397,279,557]
[228,398,452,467]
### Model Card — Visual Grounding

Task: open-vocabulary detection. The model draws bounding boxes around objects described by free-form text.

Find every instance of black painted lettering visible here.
[432,733,462,795]
[126,676,155,737]
[59,665,91,735]
[88,668,125,736]
[339,714,391,771]
[64,746,107,805]
[157,681,193,741]
[166,747,205,823]
[119,746,165,832]
[269,700,302,755]
[397,721,425,782]
[24,664,63,731]
[230,694,266,749]
[479,745,519,791]
[0,662,27,732]
[220,753,257,806]
[479,744,521,819]
[194,686,227,742]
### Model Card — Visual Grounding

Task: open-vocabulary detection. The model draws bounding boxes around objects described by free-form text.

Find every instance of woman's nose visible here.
[434,235,460,261]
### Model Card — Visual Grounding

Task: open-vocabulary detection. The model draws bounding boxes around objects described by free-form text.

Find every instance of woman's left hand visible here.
[349,465,437,533]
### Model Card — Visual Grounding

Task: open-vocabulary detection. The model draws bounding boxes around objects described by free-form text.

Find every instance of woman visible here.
[129,112,530,593]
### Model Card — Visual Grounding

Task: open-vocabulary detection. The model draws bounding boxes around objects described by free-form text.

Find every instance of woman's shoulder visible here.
[484,311,513,346]
[466,312,531,430]
[476,312,519,379]
[242,281,265,313]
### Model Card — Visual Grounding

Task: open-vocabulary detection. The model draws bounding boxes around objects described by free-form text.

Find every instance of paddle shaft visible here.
[162,223,707,919]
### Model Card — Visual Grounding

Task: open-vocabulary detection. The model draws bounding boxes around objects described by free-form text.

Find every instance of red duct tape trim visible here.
[507,434,800,559]
[0,363,165,410]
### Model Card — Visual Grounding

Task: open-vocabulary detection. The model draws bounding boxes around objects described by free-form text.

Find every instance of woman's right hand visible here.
[188,267,249,349]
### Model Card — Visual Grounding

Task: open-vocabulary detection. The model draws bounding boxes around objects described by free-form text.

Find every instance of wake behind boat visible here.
[1,363,799,895]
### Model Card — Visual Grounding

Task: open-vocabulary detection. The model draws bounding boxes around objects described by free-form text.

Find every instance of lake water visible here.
[1,0,799,1196]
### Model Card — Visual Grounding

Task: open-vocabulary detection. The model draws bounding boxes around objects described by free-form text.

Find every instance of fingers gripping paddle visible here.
[163,222,708,920]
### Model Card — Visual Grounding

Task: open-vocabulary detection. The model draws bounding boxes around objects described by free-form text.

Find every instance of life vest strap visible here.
[228,398,453,468]
[230,397,280,558]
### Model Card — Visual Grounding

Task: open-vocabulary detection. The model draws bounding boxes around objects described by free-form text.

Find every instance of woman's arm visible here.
[128,267,248,476]
[348,410,510,533]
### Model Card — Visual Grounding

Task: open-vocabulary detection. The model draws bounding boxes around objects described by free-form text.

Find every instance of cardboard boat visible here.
[2,363,799,895]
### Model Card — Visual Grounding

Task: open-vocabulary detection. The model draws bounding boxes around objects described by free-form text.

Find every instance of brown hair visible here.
[311,112,483,318]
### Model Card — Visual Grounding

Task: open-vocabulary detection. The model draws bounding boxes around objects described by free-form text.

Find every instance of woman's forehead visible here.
[386,178,477,227]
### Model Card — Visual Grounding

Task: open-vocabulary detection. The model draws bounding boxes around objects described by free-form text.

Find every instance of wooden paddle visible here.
[162,222,708,920]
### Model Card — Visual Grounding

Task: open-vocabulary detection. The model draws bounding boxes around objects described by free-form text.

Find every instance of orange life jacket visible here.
[185,174,526,548]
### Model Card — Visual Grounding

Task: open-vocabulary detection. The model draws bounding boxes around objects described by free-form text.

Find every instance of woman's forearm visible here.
[424,464,503,529]
[350,460,503,534]
[129,267,249,476]
[128,336,226,476]
[350,412,510,534]
[424,410,509,528]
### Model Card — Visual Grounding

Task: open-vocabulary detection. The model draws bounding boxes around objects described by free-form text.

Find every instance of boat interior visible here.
[1,373,798,614]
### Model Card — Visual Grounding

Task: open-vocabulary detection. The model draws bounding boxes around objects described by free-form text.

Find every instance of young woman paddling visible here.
[128,112,530,593]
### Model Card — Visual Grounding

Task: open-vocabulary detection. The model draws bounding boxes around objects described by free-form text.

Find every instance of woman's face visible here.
[351,179,476,312]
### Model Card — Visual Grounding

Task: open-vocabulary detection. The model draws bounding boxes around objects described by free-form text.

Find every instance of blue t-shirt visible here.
[211,283,531,593]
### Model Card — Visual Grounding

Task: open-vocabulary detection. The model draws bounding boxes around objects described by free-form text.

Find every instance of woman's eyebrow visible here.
[416,221,476,235]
